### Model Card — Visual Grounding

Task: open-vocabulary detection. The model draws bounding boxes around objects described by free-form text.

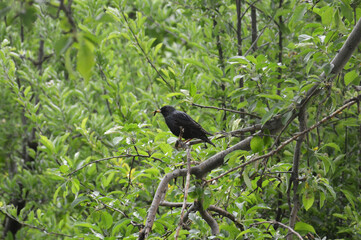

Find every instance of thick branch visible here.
[208,205,244,230]
[195,200,219,236]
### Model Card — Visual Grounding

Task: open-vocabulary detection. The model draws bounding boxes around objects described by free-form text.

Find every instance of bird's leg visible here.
[175,126,186,150]
[179,126,184,140]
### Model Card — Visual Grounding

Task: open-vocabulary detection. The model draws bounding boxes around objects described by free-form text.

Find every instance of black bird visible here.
[154,105,215,147]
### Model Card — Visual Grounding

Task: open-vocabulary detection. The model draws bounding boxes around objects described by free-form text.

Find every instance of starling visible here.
[154,105,215,147]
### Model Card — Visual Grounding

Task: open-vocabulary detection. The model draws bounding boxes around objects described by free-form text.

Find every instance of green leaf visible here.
[159,143,173,157]
[319,191,325,208]
[100,211,113,230]
[321,6,334,25]
[184,58,206,70]
[39,135,55,154]
[302,190,314,211]
[294,222,316,234]
[228,56,250,65]
[54,36,73,56]
[77,37,95,83]
[111,219,131,236]
[250,136,264,153]
[321,181,336,199]
[71,179,80,195]
[76,222,102,233]
[59,165,69,173]
[243,173,253,190]
[322,142,341,152]
[341,189,355,209]
[344,70,358,86]
[103,172,115,188]
[332,213,347,220]
[291,4,307,24]
[53,185,62,204]
[261,108,275,126]
[0,3,11,18]
[24,86,31,97]
[71,196,89,208]
[322,63,334,75]
[225,150,248,167]
[81,117,88,129]
[190,83,197,97]
[299,34,313,42]
[257,94,283,101]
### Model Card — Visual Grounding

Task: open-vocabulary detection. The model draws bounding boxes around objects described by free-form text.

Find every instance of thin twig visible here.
[67,154,161,176]
[191,103,261,118]
[119,10,174,91]
[250,220,303,240]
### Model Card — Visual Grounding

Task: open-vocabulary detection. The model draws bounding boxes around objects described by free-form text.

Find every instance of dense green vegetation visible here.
[1,0,361,239]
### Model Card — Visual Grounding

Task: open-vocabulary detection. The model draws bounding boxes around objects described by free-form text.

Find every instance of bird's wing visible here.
[174,111,212,135]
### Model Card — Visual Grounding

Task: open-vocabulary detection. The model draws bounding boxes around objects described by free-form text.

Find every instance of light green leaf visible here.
[257,94,283,100]
[59,165,69,173]
[190,83,197,97]
[39,135,55,154]
[54,36,73,56]
[295,222,316,234]
[322,142,341,152]
[71,179,80,195]
[76,222,102,233]
[344,70,358,86]
[291,4,307,23]
[250,136,263,153]
[77,37,95,83]
[101,211,113,230]
[24,86,31,97]
[321,6,334,25]
[81,117,88,129]
[302,191,314,211]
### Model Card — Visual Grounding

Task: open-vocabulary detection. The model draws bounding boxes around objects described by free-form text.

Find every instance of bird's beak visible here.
[153,109,161,116]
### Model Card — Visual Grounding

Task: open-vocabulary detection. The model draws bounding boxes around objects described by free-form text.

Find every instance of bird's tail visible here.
[205,137,216,147]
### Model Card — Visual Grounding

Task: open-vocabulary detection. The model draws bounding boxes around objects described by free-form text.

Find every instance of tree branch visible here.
[138,136,253,239]
[287,106,307,239]
[207,95,361,183]
[207,205,244,230]
[191,102,261,119]
[194,200,219,236]
[175,146,192,239]
[67,154,163,176]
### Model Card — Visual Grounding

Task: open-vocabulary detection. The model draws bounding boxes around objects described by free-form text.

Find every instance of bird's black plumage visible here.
[154,105,215,147]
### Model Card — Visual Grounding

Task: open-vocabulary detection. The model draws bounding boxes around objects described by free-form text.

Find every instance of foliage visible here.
[1,0,361,239]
